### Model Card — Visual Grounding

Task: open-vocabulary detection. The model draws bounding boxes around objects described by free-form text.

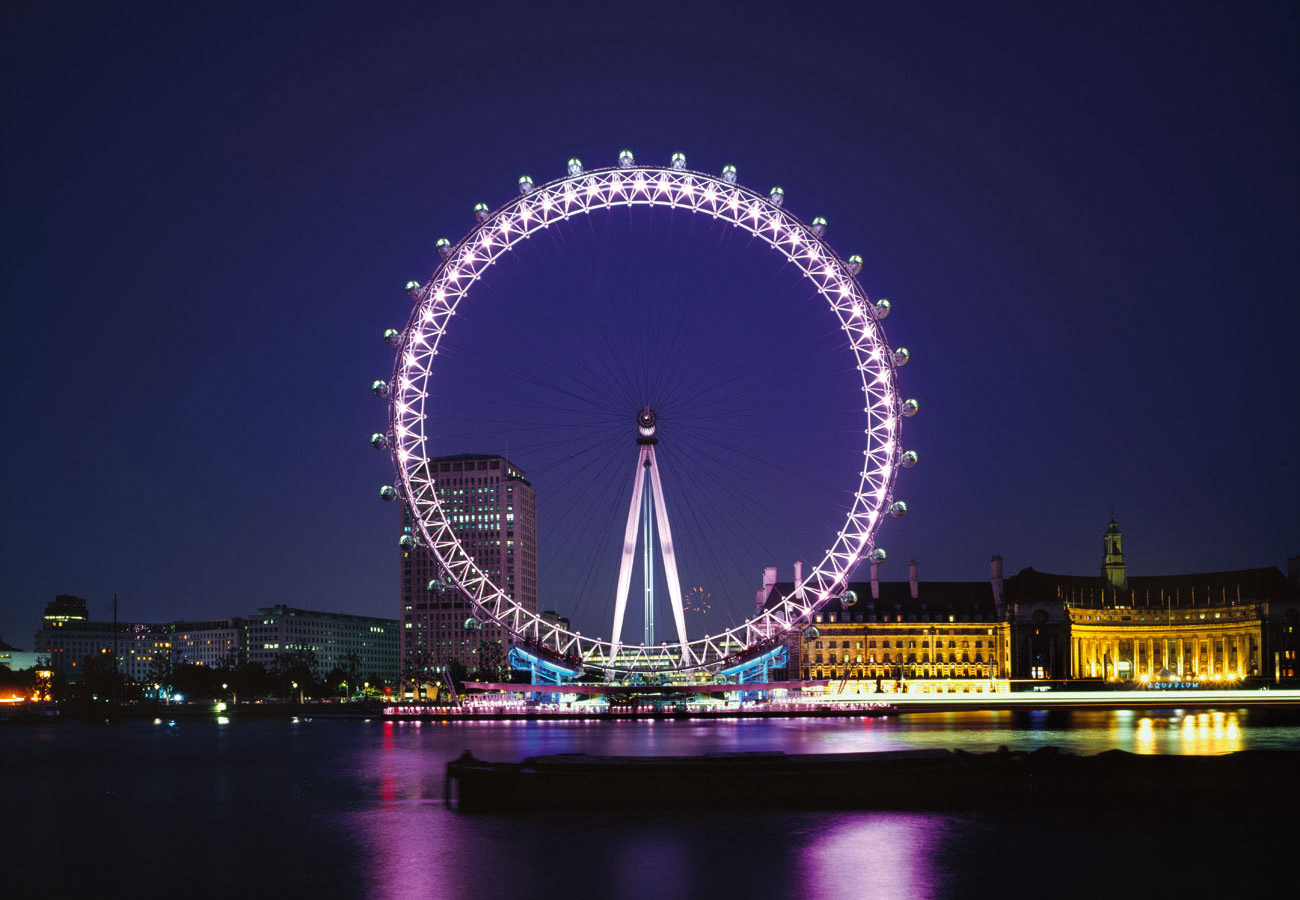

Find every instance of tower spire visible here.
[1102,513,1127,591]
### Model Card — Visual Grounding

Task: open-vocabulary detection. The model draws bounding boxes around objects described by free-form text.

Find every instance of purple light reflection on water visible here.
[802,815,953,900]
[5,715,1296,900]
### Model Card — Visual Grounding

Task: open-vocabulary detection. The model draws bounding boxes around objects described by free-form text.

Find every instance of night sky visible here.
[3,1,1297,647]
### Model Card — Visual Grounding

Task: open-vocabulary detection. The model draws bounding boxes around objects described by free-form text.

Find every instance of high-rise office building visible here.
[401,454,538,687]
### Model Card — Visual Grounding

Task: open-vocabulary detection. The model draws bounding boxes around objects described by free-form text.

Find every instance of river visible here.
[5,707,1296,899]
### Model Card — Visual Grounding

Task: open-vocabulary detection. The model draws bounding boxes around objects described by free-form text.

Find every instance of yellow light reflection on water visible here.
[1130,710,1242,755]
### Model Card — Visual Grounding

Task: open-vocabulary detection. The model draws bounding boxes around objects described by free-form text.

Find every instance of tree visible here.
[274,648,319,698]
[148,651,174,697]
[84,651,125,701]
[171,663,221,700]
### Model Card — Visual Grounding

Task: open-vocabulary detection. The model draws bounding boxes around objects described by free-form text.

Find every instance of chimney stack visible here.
[794,560,803,586]
[757,566,778,609]
[1289,555,1300,589]
[870,559,880,600]
[909,560,919,599]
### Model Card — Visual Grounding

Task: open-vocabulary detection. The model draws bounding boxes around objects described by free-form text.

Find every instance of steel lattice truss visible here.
[384,154,913,674]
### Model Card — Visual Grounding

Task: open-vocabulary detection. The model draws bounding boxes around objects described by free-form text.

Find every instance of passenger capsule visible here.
[426,578,444,592]
[670,152,687,170]
[473,202,490,222]
[405,280,423,301]
[847,254,863,275]
[399,534,416,550]
[618,149,635,168]
[871,548,888,563]
[369,432,388,450]
[873,298,892,319]
[436,238,453,259]
[567,157,583,176]
[382,328,402,348]
[890,500,909,518]
[901,450,919,469]
[518,175,535,195]
[902,398,919,417]
[804,626,821,642]
[840,590,859,608]
[464,618,482,632]
[379,485,396,502]
[893,347,910,367]
[811,216,828,237]
[721,164,737,183]
[371,379,390,398]
[769,186,785,206]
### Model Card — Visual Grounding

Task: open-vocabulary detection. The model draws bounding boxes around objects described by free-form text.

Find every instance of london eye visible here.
[374,150,917,675]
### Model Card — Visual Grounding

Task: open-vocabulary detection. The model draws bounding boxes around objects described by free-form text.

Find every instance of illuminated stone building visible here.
[1006,517,1300,682]
[400,454,538,687]
[759,559,1012,693]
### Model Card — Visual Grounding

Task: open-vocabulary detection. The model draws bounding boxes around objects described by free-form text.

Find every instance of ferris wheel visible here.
[373,150,918,675]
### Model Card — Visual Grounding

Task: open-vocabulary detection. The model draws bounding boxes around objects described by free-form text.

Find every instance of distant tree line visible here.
[38,647,393,703]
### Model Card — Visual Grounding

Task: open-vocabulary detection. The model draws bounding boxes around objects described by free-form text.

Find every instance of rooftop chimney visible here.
[870,560,880,600]
[793,560,803,586]
[909,560,919,599]
[757,566,778,609]
[1289,555,1300,589]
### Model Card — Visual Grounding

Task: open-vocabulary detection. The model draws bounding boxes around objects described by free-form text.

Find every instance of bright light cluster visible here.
[389,161,909,673]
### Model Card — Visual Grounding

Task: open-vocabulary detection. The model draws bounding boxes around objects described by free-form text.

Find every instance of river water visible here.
[6,708,1296,899]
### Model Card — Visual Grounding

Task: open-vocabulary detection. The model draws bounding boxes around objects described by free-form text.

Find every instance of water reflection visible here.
[1133,711,1243,755]
[803,815,949,900]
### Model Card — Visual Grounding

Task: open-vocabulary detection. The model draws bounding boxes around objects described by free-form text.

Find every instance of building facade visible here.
[34,596,399,686]
[759,559,1012,693]
[400,454,538,687]
[1006,517,1300,683]
[32,595,172,683]
[243,606,399,685]
[171,619,244,669]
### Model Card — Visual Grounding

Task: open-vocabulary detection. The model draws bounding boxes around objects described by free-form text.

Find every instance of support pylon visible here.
[610,409,690,668]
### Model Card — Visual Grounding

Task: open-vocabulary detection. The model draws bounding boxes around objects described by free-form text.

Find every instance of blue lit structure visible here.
[719,643,788,700]
[509,645,583,686]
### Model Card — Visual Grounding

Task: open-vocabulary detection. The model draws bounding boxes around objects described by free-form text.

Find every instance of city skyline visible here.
[3,2,1297,649]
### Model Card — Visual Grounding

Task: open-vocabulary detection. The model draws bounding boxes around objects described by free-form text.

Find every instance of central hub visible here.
[636,408,658,444]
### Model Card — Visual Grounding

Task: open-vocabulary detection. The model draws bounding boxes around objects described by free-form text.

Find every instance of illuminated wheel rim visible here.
[387,156,909,674]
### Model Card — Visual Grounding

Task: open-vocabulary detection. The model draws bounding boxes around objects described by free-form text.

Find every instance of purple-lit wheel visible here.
[382,152,914,674]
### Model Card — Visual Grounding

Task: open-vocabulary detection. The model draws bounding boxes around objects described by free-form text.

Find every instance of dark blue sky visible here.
[3,1,1297,646]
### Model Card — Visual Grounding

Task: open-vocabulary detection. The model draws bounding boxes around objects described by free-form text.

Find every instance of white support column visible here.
[610,445,651,664]
[647,445,691,666]
[642,464,654,646]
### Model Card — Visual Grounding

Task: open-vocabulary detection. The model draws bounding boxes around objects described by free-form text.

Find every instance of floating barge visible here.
[445,747,1300,815]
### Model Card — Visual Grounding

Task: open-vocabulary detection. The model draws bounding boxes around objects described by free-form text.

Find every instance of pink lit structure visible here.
[375,151,916,675]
